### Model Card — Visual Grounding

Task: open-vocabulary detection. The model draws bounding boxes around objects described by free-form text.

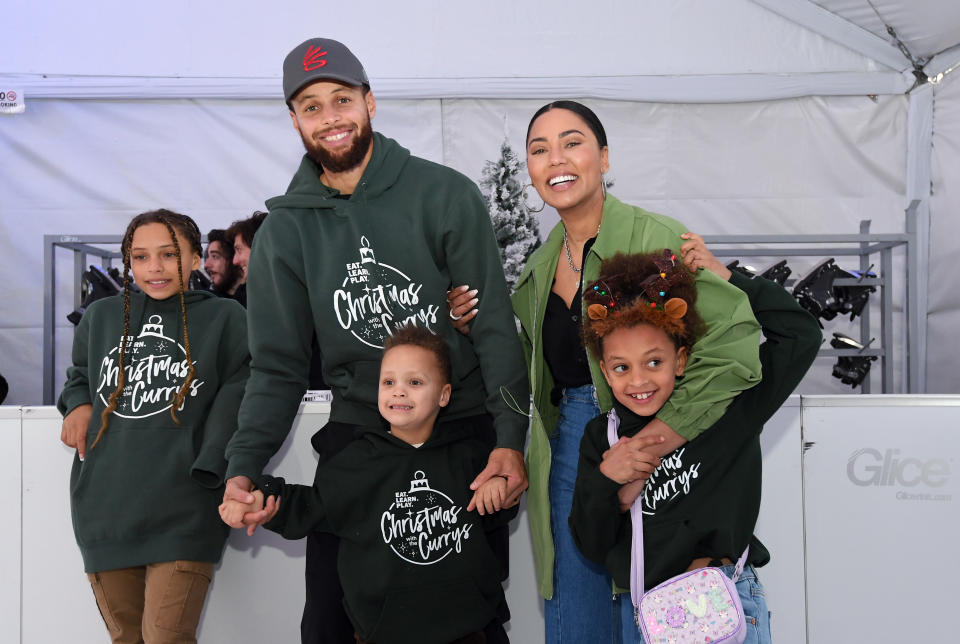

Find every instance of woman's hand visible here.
[446,285,479,336]
[680,232,731,281]
[61,403,93,460]
[599,434,664,485]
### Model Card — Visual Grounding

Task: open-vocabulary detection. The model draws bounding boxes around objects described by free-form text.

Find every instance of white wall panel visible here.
[928,73,960,394]
[0,407,21,644]
[755,398,806,644]
[803,396,960,643]
[20,406,103,643]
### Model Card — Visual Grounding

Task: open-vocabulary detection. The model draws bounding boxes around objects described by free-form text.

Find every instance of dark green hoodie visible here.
[58,290,249,572]
[570,273,821,589]
[259,421,517,644]
[226,133,529,481]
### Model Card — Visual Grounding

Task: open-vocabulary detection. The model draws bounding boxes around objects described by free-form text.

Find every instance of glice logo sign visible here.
[846,448,950,488]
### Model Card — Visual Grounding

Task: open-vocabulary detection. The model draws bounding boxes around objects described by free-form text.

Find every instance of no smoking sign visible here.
[1,88,25,114]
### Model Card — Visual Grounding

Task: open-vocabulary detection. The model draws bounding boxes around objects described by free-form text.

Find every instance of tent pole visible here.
[905,84,933,393]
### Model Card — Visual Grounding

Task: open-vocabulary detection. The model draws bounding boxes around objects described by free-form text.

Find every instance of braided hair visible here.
[92,209,203,449]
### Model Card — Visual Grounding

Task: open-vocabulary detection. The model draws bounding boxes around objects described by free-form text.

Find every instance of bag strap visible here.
[605,408,751,615]
[606,409,646,611]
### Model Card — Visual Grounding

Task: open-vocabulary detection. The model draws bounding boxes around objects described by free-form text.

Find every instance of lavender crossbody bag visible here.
[606,409,748,644]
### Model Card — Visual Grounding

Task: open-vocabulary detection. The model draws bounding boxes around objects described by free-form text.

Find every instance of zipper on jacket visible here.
[530,271,540,393]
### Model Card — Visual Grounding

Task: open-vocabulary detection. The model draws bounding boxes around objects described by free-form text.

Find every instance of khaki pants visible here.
[87,560,214,644]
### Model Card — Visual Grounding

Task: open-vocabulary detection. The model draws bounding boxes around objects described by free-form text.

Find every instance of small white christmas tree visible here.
[480,137,541,291]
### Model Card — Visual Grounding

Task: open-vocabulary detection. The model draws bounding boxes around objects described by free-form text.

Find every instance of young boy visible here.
[221,326,515,644]
[569,240,821,643]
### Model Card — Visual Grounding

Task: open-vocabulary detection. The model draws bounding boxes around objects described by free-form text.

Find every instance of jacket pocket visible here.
[72,425,200,547]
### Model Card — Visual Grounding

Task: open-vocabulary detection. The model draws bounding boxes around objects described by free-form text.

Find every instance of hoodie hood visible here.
[355,418,476,451]
[266,132,411,212]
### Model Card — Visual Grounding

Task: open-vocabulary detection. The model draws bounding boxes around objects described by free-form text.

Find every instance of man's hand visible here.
[61,403,93,461]
[222,476,255,527]
[468,447,527,512]
[599,434,664,484]
[222,475,281,535]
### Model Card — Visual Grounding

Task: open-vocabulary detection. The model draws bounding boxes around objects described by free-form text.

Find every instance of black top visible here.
[542,238,595,394]
[231,282,247,308]
[261,420,516,644]
[569,272,821,589]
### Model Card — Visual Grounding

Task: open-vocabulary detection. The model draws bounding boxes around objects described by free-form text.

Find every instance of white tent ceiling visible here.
[2,0,959,404]
[814,0,960,61]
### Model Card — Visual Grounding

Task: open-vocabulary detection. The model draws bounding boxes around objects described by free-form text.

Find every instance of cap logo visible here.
[303,45,328,72]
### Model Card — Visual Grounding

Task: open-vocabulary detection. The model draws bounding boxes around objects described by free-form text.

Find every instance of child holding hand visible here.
[58,209,249,643]
[570,241,820,644]
[221,325,515,644]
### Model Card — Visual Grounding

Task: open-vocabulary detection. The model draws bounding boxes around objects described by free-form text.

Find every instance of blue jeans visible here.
[544,385,612,644]
[615,565,773,644]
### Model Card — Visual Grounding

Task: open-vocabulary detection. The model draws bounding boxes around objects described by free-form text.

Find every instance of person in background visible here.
[225,210,269,307]
[204,228,243,300]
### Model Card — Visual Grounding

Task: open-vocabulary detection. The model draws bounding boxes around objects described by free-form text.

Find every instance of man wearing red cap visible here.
[222,38,528,643]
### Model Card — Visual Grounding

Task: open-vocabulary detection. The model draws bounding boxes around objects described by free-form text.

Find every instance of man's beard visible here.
[211,265,241,295]
[301,118,373,174]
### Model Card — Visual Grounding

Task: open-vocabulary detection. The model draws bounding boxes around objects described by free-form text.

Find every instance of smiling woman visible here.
[448,99,765,643]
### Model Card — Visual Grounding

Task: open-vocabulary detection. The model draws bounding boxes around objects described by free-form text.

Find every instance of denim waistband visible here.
[559,383,597,406]
[718,563,757,582]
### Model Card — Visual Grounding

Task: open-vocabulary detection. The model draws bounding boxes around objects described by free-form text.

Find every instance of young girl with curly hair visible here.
[570,242,821,643]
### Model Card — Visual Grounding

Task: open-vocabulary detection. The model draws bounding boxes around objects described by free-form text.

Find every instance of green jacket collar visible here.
[514,193,636,294]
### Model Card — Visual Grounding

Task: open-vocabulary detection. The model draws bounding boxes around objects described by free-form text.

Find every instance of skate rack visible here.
[703,216,918,394]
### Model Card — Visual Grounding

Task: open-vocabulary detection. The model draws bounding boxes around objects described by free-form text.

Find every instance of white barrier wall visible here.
[5,396,956,642]
[755,398,806,643]
[0,407,21,644]
[803,396,959,643]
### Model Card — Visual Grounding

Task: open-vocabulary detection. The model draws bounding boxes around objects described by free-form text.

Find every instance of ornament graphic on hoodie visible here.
[95,315,204,418]
[334,236,442,348]
[380,470,475,565]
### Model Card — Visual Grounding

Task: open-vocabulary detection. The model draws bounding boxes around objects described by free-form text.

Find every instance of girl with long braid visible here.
[58,209,250,644]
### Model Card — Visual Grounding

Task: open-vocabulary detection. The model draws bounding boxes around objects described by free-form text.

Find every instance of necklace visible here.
[563,223,601,273]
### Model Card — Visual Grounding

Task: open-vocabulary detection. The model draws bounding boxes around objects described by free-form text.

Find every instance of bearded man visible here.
[203,229,242,298]
[221,38,529,644]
